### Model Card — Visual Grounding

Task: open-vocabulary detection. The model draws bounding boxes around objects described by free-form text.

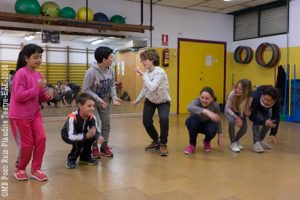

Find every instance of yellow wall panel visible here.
[227,46,300,98]
[69,64,87,86]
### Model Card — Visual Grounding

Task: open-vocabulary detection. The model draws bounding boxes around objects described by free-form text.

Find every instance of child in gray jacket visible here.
[82,46,122,158]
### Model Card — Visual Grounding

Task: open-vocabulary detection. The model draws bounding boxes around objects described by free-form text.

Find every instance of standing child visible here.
[9,44,54,181]
[132,48,171,156]
[82,46,122,158]
[249,86,280,153]
[184,87,223,154]
[61,93,104,169]
[225,79,252,152]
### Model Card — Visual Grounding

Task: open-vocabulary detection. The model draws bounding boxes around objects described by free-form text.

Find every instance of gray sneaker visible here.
[252,142,264,153]
[260,141,272,149]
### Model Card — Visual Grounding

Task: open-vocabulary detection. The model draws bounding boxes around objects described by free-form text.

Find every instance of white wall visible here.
[231,35,289,51]
[288,0,300,47]
[150,5,233,48]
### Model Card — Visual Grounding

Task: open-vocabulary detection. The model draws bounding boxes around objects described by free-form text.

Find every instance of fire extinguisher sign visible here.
[161,34,168,46]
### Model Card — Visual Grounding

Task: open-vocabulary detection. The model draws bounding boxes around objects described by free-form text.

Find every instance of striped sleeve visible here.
[91,115,102,138]
[67,117,84,141]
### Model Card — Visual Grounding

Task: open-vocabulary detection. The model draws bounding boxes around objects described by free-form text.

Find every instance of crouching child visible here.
[61,93,104,169]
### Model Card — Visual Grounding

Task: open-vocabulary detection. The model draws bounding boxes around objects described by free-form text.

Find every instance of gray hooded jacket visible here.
[82,63,117,102]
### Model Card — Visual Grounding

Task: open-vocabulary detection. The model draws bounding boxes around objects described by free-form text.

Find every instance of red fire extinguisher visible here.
[162,48,169,67]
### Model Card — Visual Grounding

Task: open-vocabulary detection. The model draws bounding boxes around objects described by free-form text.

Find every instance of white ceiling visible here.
[0,0,281,46]
[124,0,280,14]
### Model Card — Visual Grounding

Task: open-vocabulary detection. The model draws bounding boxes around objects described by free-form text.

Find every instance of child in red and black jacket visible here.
[61,93,104,169]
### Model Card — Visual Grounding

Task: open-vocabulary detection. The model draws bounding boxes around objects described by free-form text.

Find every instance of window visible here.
[234,4,288,41]
[234,12,258,40]
[260,6,288,36]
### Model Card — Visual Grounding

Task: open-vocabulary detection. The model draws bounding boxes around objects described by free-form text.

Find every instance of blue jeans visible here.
[142,99,170,145]
[186,115,218,145]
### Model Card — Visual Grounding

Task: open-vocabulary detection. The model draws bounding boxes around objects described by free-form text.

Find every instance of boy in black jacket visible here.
[249,86,280,153]
[61,93,104,169]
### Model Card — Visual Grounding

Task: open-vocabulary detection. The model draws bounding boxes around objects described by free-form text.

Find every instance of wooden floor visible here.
[6,114,300,200]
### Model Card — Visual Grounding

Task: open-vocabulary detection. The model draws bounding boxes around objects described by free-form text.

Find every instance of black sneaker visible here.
[79,158,98,165]
[145,141,160,151]
[66,160,76,169]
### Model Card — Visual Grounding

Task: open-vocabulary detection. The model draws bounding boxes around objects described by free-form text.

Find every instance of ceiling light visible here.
[24,34,35,41]
[224,0,232,1]
[91,38,104,45]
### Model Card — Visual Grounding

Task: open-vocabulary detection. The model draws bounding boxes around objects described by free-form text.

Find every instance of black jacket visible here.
[249,87,280,136]
[275,65,286,106]
[61,109,101,144]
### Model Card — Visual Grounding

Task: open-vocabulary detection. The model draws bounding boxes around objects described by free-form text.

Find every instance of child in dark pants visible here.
[184,87,224,154]
[132,49,171,156]
[61,93,104,169]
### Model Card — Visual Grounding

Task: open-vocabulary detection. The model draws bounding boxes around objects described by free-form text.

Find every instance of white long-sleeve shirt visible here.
[136,66,171,104]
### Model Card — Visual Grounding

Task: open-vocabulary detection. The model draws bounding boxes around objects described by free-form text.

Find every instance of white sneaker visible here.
[230,142,240,153]
[260,141,272,149]
[252,142,264,153]
[236,141,244,150]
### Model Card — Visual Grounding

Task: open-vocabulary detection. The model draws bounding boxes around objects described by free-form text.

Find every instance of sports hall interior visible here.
[1,0,300,199]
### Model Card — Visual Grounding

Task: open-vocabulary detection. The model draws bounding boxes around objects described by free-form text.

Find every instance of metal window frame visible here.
[233,1,289,41]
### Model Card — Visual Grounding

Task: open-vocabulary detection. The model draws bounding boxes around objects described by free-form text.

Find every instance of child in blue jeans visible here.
[184,87,223,154]
[61,93,104,168]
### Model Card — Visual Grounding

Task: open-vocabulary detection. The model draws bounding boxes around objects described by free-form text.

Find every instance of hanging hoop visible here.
[234,46,253,64]
[255,43,280,67]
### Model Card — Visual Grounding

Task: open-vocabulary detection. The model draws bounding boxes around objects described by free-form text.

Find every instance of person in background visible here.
[46,83,60,108]
[8,70,15,92]
[184,87,223,154]
[59,83,73,106]
[132,48,171,157]
[7,70,15,104]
